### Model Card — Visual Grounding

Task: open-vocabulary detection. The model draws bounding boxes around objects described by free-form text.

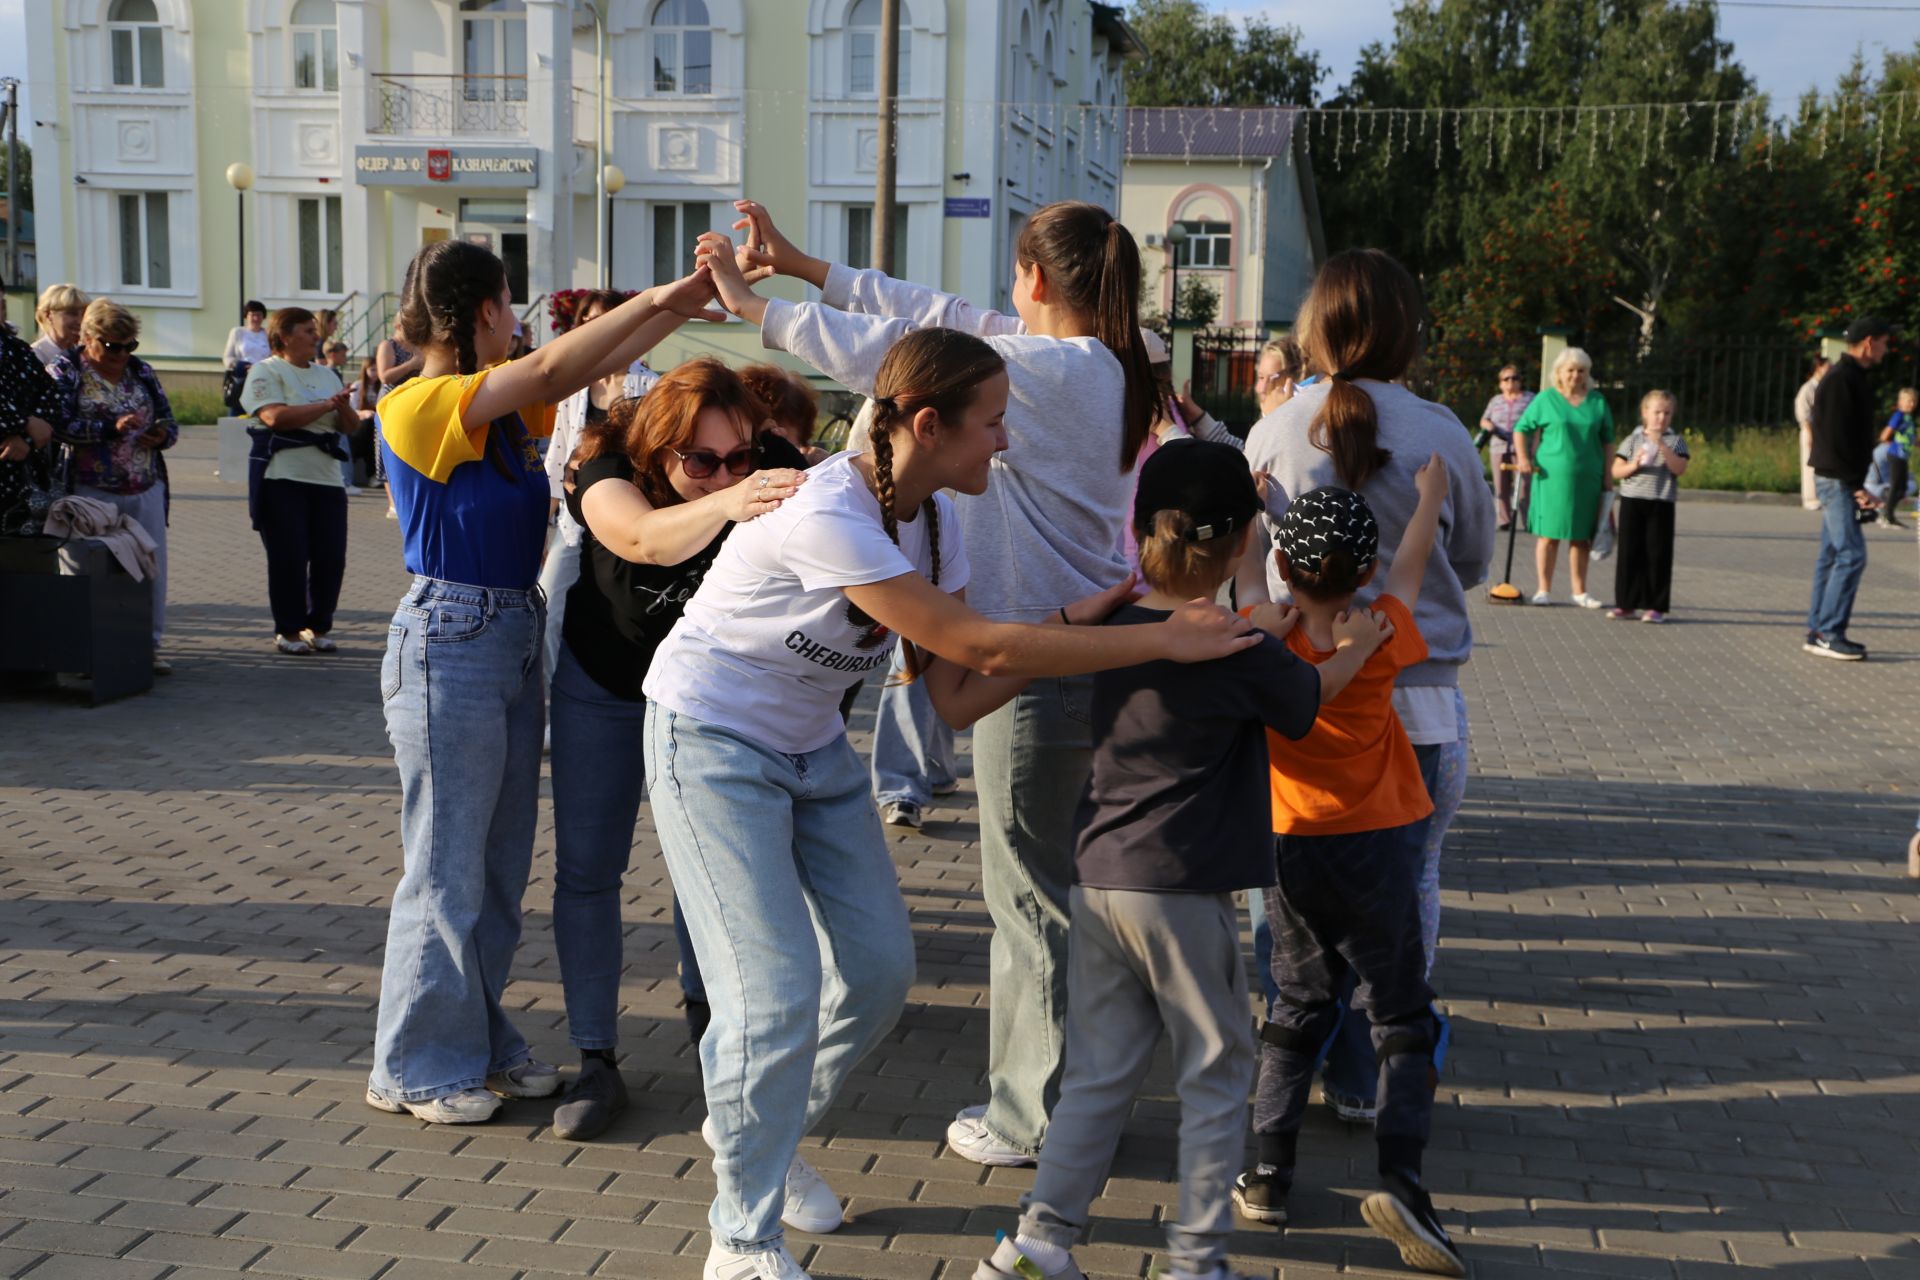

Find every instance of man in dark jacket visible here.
[1805,316,1893,660]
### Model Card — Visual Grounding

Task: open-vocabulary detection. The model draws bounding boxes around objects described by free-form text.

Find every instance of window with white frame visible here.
[649,0,713,96]
[291,0,339,92]
[844,203,908,272]
[109,0,165,89]
[461,0,528,102]
[1174,220,1232,268]
[652,201,713,283]
[117,191,172,289]
[846,0,910,98]
[298,195,344,294]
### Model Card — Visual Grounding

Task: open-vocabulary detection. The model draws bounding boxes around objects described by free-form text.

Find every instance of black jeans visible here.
[257,478,348,637]
[1613,496,1676,613]
[1254,819,1439,1182]
[1886,454,1909,519]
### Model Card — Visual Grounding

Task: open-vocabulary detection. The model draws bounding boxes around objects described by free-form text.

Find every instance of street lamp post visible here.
[225,164,254,322]
[1165,222,1190,330]
[602,164,625,290]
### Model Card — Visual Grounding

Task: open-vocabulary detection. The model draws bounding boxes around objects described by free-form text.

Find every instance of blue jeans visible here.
[973,675,1094,1156]
[870,647,958,808]
[644,706,915,1254]
[1807,475,1867,639]
[549,640,648,1050]
[369,577,545,1101]
[536,532,580,688]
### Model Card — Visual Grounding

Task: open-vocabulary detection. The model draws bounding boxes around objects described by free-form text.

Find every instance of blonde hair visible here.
[35,283,87,328]
[1550,347,1593,384]
[1899,386,1918,405]
[1138,510,1242,600]
[1259,335,1307,382]
[81,299,140,345]
[1640,388,1676,417]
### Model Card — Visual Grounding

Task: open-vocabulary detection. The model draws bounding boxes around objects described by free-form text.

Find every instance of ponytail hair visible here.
[860,327,1006,682]
[1016,201,1156,472]
[396,239,524,479]
[1138,509,1242,600]
[1295,249,1424,489]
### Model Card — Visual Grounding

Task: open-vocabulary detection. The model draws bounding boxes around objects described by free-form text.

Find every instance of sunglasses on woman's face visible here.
[669,443,756,480]
[99,340,139,355]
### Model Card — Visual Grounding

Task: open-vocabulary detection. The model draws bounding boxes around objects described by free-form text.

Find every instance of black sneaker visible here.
[1804,633,1867,661]
[1361,1172,1465,1277]
[551,1055,628,1142]
[1231,1165,1289,1225]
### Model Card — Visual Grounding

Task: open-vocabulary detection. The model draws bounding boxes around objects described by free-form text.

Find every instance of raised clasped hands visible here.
[730,199,807,279]
[692,231,762,320]
[647,265,729,324]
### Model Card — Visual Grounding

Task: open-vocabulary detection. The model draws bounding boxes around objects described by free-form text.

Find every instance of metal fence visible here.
[1190,326,1269,435]
[1572,334,1814,439]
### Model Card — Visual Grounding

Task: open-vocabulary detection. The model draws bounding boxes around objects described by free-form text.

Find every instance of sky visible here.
[0,0,1905,128]
[1218,1,1918,106]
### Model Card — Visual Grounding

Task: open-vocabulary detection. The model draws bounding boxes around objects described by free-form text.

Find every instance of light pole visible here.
[225,163,255,321]
[602,164,625,289]
[1165,222,1190,330]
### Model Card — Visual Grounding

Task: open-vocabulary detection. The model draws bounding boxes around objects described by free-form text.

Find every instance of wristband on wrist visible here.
[1058,605,1071,625]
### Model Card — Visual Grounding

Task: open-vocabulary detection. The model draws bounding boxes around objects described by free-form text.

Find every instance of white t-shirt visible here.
[644,452,970,754]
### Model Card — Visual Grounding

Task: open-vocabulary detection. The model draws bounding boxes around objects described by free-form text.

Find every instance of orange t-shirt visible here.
[1265,593,1435,836]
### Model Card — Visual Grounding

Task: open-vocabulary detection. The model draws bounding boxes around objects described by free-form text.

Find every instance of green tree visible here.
[0,142,31,213]
[1123,0,1324,108]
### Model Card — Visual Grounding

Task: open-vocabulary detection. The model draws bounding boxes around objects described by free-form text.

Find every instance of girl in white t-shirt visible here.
[642,321,1256,1280]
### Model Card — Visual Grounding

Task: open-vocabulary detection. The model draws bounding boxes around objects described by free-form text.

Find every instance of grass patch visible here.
[1677,425,1798,494]
[169,388,227,427]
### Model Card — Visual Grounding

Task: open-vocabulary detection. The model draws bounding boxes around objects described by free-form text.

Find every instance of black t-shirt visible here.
[561,433,806,701]
[1073,603,1321,894]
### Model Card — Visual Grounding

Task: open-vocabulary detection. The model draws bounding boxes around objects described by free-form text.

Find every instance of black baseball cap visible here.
[1844,316,1894,344]
[1132,439,1260,544]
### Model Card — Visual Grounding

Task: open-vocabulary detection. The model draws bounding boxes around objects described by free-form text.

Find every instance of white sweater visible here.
[761,263,1135,622]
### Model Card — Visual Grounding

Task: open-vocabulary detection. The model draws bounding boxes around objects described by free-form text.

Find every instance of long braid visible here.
[864,413,939,680]
[398,240,518,480]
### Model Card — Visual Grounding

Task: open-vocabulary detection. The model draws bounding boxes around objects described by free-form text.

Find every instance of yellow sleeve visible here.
[379,367,555,482]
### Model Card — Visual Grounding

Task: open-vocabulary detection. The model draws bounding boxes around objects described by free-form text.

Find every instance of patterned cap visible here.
[1273,486,1380,580]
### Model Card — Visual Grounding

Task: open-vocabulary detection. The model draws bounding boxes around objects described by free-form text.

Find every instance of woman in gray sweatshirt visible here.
[728,197,1158,1168]
[1242,249,1496,1117]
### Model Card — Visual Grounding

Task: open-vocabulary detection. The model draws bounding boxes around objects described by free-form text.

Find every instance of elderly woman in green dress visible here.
[1513,347,1614,607]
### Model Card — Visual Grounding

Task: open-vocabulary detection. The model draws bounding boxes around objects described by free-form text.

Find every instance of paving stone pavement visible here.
[2,429,1918,1280]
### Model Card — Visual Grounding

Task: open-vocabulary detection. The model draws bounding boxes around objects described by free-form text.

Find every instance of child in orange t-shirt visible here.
[1233,455,1466,1279]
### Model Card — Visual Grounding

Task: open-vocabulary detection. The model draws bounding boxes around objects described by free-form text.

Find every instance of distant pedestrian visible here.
[1876,387,1915,527]
[1794,354,1829,511]
[222,301,270,417]
[1805,316,1893,660]
[1478,363,1533,530]
[1607,391,1690,623]
[30,283,87,368]
[1512,347,1612,608]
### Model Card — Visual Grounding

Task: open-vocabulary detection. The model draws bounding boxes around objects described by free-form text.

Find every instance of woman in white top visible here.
[537,289,663,683]
[723,196,1159,1168]
[645,291,1254,1278]
[31,283,87,368]
[223,301,271,416]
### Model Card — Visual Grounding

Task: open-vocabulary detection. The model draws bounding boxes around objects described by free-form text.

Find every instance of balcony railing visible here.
[367,74,529,137]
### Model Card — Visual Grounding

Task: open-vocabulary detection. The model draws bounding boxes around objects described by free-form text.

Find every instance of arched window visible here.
[109,0,165,88]
[461,0,527,104]
[1042,27,1055,88]
[291,0,338,92]
[847,0,910,98]
[1011,9,1031,108]
[650,0,713,95]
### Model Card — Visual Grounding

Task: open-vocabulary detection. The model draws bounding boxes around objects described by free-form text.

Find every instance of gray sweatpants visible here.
[1015,886,1255,1273]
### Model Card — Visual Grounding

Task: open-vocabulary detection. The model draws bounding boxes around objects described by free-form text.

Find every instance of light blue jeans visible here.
[536,533,581,688]
[973,675,1094,1156]
[1807,475,1867,639]
[870,647,957,809]
[548,640,647,1051]
[644,706,915,1254]
[369,577,545,1101]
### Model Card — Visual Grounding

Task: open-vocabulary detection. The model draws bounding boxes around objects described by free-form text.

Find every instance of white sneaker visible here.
[881,800,923,828]
[300,628,338,653]
[487,1058,562,1098]
[946,1113,1036,1167]
[1572,592,1606,609]
[364,1085,500,1124]
[974,1238,1085,1280]
[955,1102,987,1122]
[1529,591,1554,606]
[344,484,364,496]
[703,1240,810,1280]
[701,1116,845,1233]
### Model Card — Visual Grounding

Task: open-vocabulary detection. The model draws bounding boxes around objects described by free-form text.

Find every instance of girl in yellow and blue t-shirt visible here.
[365,239,725,1126]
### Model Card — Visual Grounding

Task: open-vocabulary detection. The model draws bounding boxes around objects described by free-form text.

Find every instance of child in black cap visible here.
[974,441,1389,1280]
[1233,454,1466,1277]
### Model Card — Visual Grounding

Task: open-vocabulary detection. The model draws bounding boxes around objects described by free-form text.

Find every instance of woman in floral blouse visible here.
[49,299,179,673]
[0,293,57,535]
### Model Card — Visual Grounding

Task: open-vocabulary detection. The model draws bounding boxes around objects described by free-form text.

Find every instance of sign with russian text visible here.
[354,145,539,188]
[944,197,991,219]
